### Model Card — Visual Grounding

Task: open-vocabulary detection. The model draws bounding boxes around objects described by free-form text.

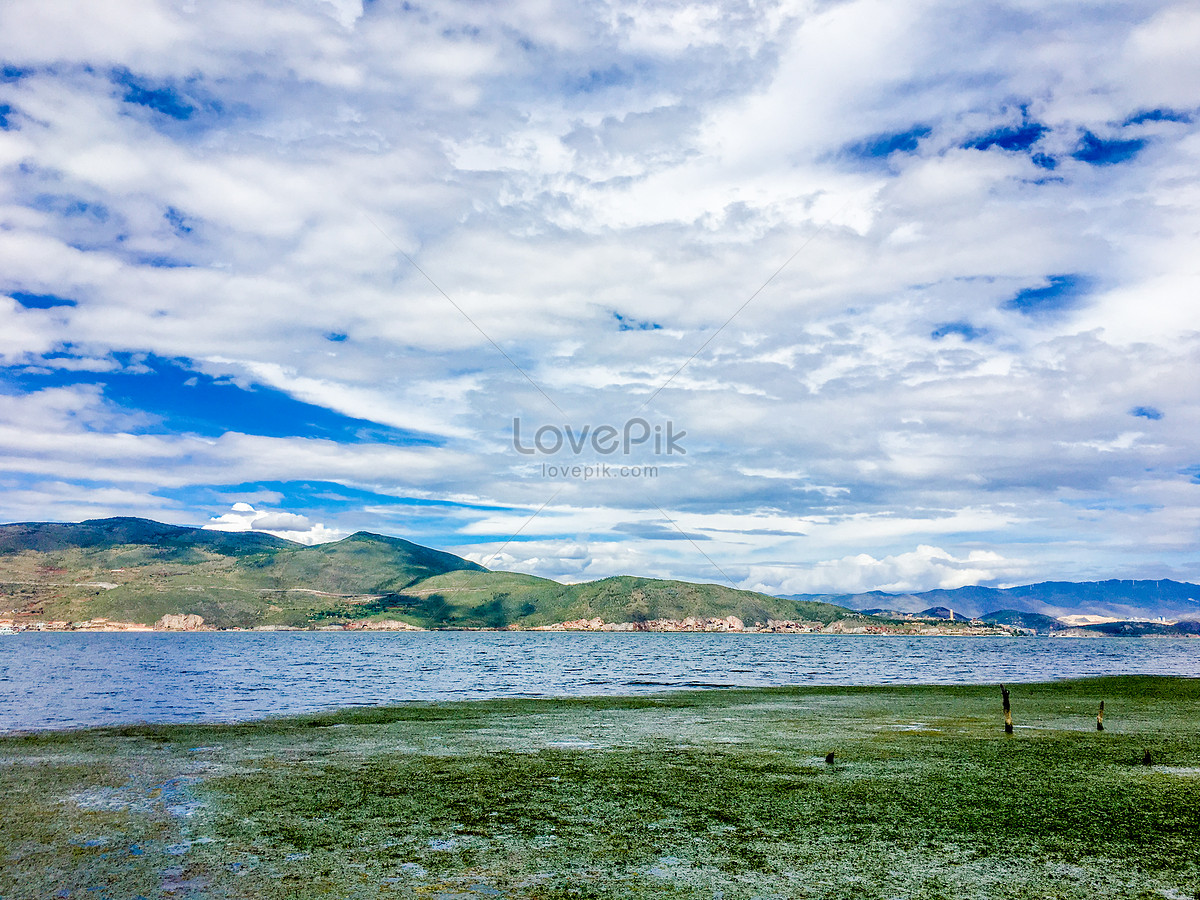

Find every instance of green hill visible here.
[0,518,484,629]
[0,516,293,556]
[348,571,847,630]
[979,609,1062,632]
[247,531,488,595]
[0,517,855,630]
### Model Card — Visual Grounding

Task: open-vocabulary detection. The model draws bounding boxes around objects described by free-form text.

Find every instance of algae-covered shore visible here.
[3,677,1199,899]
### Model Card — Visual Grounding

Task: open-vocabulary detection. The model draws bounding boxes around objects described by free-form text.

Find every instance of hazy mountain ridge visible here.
[784,580,1200,622]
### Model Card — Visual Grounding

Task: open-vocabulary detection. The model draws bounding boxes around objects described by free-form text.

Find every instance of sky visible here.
[1,0,1198,595]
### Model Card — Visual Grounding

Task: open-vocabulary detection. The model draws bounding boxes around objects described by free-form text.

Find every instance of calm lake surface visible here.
[1,631,1197,731]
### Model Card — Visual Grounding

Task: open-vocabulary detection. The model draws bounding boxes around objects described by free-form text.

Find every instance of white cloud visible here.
[1,0,1199,591]
[0,479,186,527]
[0,297,59,361]
[204,503,347,545]
[747,545,1031,596]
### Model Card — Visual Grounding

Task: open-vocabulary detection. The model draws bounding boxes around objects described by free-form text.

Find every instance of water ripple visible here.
[0,631,1197,731]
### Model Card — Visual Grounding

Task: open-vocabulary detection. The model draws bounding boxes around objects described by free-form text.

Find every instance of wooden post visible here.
[1001,685,1013,733]
[825,751,835,764]
[1097,700,1104,731]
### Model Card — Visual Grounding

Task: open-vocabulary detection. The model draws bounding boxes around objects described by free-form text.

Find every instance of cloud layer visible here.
[1,0,1198,592]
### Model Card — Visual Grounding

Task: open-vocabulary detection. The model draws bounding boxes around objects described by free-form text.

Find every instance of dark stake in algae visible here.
[1002,684,1014,733]
[1098,699,1105,731]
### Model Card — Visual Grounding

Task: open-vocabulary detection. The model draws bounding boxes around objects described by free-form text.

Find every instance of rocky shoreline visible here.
[532,615,1017,635]
[1,613,1021,636]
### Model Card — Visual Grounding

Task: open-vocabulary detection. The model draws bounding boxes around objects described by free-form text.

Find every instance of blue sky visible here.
[1,0,1198,593]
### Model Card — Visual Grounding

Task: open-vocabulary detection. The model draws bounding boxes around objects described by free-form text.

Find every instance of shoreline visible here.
[4,674,1198,736]
[5,620,1196,636]
[0,612,1025,635]
[0,622,1035,635]
[4,677,1199,899]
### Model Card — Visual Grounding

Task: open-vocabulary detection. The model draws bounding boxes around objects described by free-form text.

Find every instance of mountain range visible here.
[0,517,850,630]
[2,517,1197,632]
[784,581,1200,622]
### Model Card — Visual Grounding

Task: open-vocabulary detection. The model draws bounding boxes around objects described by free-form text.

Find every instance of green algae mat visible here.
[3,677,1199,899]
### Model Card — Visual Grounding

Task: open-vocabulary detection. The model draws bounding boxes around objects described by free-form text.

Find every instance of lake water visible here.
[1,631,1197,732]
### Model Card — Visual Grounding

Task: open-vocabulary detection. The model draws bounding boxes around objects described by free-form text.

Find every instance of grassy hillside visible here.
[305,571,857,630]
[0,517,859,630]
[0,518,484,629]
[0,517,293,555]
[239,532,487,595]
[980,609,1062,632]
[564,576,848,626]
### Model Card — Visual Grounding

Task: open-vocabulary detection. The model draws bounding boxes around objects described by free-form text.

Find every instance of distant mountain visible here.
[781,580,1200,621]
[0,517,856,630]
[861,606,971,620]
[385,570,855,630]
[251,530,489,594]
[916,606,961,620]
[978,610,1062,633]
[0,517,292,555]
[1072,620,1200,637]
[0,517,486,628]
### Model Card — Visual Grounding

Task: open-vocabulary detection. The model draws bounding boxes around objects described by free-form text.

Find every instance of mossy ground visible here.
[3,677,1199,899]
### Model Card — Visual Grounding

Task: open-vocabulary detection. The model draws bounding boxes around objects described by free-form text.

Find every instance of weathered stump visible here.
[1097,700,1104,732]
[825,751,835,764]
[1001,685,1013,734]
